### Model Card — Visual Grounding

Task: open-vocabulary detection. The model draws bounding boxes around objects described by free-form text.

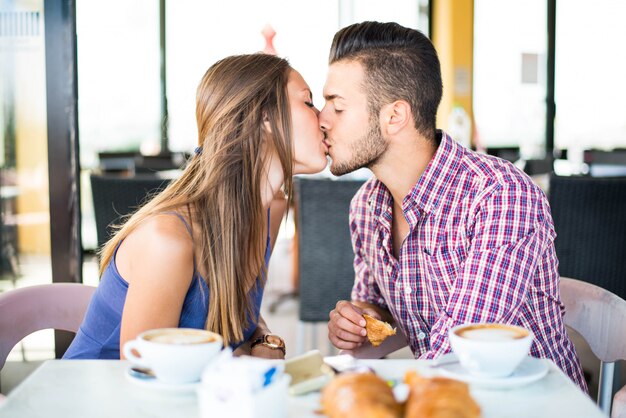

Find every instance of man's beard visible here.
[329,115,388,176]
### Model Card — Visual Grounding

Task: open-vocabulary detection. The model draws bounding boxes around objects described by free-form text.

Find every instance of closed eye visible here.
[305,101,315,108]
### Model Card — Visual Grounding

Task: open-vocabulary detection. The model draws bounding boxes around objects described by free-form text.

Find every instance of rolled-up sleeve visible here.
[349,201,387,309]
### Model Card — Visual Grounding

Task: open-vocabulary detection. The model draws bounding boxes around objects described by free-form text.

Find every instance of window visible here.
[166,0,429,152]
[1,0,54,359]
[76,0,161,168]
[75,0,429,248]
[165,0,338,152]
[554,0,626,154]
[473,0,547,158]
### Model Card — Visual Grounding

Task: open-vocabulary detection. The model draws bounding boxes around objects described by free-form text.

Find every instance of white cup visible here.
[449,323,533,378]
[123,328,223,384]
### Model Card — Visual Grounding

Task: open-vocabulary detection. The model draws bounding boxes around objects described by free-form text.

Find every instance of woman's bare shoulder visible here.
[116,213,195,285]
[117,213,198,347]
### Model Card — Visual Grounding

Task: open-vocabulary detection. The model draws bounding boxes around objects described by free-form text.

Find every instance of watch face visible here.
[266,335,283,347]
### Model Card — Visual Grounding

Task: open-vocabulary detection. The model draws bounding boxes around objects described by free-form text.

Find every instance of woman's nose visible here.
[318,107,329,131]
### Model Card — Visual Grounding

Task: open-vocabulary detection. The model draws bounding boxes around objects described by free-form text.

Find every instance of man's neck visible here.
[371,134,437,208]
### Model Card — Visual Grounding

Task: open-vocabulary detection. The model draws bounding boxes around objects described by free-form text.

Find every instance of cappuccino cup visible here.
[449,323,533,378]
[123,328,223,384]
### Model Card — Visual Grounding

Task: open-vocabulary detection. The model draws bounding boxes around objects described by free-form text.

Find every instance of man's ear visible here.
[381,100,411,136]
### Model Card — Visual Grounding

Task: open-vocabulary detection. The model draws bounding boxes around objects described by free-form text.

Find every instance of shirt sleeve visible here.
[349,201,388,309]
[419,183,555,359]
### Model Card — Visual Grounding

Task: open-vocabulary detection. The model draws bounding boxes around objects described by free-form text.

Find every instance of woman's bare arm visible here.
[117,214,195,358]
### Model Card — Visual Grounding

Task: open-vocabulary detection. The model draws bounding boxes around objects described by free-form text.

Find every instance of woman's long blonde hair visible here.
[99,54,294,346]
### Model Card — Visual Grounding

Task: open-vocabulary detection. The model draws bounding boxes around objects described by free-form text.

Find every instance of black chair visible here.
[90,174,171,249]
[97,151,137,174]
[548,174,626,299]
[97,151,189,175]
[523,157,554,176]
[1,189,19,284]
[486,146,520,163]
[584,149,626,177]
[294,177,366,353]
[134,152,190,174]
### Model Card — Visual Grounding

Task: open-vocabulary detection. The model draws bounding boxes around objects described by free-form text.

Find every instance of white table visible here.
[0,359,603,418]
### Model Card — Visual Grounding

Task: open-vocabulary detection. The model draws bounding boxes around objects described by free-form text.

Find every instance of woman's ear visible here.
[381,100,411,136]
[263,113,272,134]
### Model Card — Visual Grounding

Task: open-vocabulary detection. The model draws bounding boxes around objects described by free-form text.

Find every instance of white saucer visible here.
[125,368,199,394]
[438,356,549,389]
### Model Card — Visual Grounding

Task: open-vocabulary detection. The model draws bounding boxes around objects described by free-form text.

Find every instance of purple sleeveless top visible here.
[64,212,270,359]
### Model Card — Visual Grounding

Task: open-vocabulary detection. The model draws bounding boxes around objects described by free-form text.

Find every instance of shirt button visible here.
[417,331,426,339]
[404,285,412,295]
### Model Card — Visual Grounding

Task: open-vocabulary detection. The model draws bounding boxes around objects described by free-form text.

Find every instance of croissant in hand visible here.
[404,371,481,418]
[363,314,396,347]
[320,372,402,418]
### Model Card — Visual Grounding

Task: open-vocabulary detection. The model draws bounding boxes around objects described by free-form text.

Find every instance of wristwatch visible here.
[250,334,286,355]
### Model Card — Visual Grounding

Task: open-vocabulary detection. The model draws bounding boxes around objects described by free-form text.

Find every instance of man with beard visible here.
[322,21,587,391]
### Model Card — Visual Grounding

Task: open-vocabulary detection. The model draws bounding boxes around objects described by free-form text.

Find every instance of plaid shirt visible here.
[350,131,587,391]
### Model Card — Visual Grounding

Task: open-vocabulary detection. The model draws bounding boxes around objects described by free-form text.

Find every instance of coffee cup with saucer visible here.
[123,327,223,385]
[449,322,534,379]
[441,323,549,389]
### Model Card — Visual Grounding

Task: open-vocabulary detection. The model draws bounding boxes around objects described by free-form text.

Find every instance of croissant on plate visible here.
[363,314,397,347]
[320,372,402,418]
[404,371,481,418]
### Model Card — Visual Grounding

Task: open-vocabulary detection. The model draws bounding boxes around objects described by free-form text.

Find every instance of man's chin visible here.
[329,160,359,177]
[329,166,344,177]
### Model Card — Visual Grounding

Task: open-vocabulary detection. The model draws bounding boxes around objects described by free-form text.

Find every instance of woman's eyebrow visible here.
[301,88,313,100]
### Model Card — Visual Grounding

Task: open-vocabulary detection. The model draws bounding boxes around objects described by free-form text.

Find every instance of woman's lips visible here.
[321,132,331,155]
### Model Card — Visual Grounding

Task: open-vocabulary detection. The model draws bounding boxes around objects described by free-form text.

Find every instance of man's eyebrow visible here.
[324,94,344,101]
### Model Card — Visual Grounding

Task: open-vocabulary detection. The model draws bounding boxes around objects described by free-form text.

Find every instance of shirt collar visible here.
[366,130,465,225]
[366,178,393,222]
[406,130,465,214]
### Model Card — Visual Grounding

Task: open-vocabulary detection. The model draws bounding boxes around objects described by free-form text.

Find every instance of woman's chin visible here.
[294,157,329,176]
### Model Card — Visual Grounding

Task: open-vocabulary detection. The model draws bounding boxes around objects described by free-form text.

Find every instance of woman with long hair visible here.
[64,53,328,360]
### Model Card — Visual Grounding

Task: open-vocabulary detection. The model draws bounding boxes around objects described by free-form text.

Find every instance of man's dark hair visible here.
[329,21,442,141]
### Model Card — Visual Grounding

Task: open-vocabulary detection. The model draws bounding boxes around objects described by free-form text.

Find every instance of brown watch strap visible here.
[250,334,286,354]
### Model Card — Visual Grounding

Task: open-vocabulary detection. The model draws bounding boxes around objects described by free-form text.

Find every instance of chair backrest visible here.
[549,174,626,299]
[295,177,366,322]
[0,283,96,370]
[90,174,171,248]
[584,149,626,178]
[560,277,626,415]
[560,277,626,363]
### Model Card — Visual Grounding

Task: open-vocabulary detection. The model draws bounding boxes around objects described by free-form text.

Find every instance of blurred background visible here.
[1,0,625,397]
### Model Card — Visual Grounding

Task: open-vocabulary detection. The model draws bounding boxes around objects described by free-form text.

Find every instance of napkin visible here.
[197,348,290,418]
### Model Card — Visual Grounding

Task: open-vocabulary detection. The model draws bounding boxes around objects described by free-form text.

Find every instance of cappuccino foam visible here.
[456,324,528,341]
[145,330,216,345]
